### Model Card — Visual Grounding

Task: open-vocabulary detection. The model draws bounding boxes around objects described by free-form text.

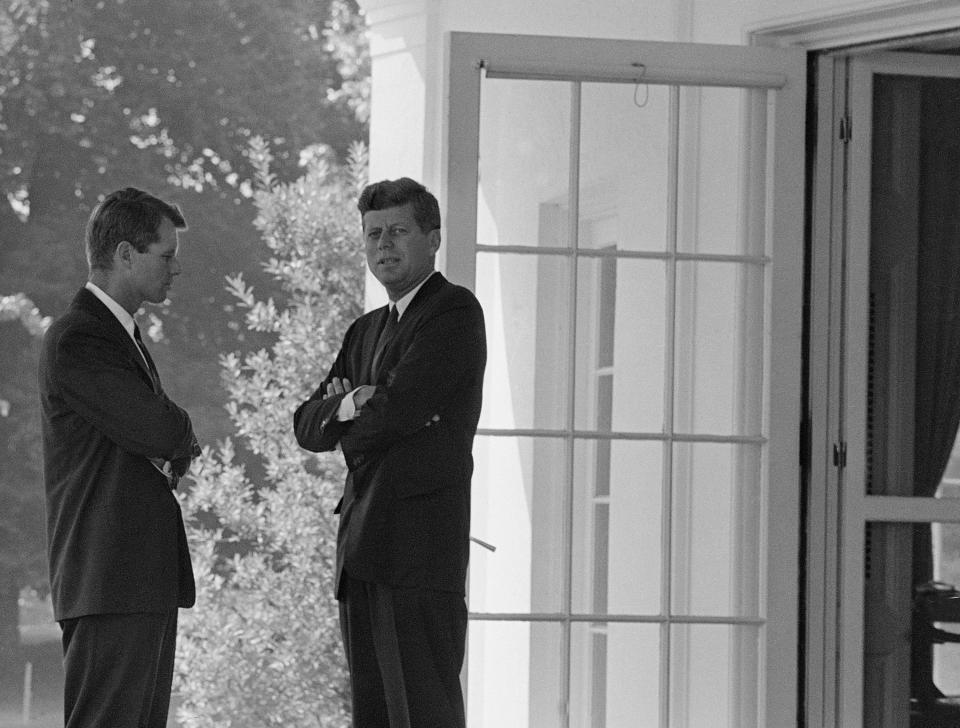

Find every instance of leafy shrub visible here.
[176,137,367,727]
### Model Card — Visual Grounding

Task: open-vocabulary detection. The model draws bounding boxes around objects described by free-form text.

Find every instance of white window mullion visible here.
[561,79,582,728]
[661,83,681,728]
[729,86,770,728]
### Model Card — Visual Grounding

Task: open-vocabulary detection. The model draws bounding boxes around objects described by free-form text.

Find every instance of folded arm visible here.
[53,324,199,464]
[339,300,485,457]
[293,327,359,452]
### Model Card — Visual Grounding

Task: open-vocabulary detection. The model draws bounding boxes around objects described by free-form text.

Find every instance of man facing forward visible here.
[39,188,200,727]
[294,177,486,728]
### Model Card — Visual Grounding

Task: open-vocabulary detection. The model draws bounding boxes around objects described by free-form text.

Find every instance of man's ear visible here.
[428,228,441,254]
[115,240,134,268]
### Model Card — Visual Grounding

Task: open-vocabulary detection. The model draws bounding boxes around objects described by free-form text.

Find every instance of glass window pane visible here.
[575,258,667,434]
[478,79,572,247]
[569,622,661,728]
[676,86,768,255]
[573,440,663,615]
[669,624,760,728]
[939,432,960,499]
[865,74,960,500]
[673,261,765,436]
[467,620,564,728]
[864,521,960,727]
[671,443,762,618]
[476,252,571,431]
[470,436,566,614]
[579,83,672,252]
[468,60,785,728]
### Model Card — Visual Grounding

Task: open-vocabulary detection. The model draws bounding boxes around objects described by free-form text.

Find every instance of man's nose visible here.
[377,232,394,248]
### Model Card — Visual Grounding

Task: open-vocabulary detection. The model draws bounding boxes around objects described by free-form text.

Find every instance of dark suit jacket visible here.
[39,287,198,621]
[294,273,486,595]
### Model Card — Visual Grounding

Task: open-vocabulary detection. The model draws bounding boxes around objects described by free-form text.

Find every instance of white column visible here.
[356,0,446,310]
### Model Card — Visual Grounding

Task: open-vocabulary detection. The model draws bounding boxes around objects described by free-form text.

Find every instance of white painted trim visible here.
[861,496,960,522]
[746,0,960,50]
[442,33,482,289]
[483,62,787,88]
[763,42,807,728]
[847,49,960,75]
[806,53,847,728]
[836,53,876,728]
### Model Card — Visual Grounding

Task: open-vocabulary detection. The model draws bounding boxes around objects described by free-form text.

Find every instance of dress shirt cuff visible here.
[337,388,360,421]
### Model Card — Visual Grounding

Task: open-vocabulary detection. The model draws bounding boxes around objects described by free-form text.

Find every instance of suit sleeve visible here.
[52,322,198,461]
[339,298,485,458]
[293,322,357,452]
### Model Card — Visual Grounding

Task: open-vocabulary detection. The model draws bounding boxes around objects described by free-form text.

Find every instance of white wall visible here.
[354,0,920,298]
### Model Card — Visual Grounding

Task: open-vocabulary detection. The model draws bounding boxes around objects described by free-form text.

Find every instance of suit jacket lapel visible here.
[362,306,392,383]
[73,288,156,389]
[405,272,444,315]
[367,273,447,382]
[134,328,163,394]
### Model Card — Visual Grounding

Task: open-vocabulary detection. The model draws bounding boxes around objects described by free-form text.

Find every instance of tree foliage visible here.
[0,0,369,655]
[0,293,48,670]
[0,292,48,415]
[0,0,366,215]
[175,138,367,726]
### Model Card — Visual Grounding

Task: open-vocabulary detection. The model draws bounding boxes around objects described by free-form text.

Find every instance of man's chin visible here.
[146,290,171,305]
[373,271,397,288]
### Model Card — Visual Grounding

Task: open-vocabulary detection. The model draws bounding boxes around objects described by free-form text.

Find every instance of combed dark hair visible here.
[85,187,186,270]
[357,177,441,233]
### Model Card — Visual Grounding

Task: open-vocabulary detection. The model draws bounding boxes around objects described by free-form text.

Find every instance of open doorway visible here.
[858,51,960,727]
[809,35,960,728]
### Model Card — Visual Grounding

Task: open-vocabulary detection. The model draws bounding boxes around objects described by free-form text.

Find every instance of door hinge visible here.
[839,114,852,143]
[833,441,848,469]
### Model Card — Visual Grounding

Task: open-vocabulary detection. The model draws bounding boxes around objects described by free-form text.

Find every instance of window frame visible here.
[443,31,806,727]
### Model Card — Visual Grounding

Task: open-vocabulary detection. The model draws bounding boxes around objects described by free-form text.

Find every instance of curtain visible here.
[911,78,960,706]
[913,77,960,512]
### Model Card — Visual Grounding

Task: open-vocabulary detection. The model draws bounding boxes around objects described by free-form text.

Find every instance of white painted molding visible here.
[746,0,960,50]
[354,0,429,57]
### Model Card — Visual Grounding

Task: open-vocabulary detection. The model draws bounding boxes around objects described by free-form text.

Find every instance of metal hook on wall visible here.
[632,62,649,108]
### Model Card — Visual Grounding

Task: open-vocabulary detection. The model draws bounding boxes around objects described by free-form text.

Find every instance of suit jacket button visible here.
[354,454,364,467]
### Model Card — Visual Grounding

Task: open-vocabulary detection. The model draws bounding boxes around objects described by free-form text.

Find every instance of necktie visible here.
[133,324,161,392]
[371,306,399,379]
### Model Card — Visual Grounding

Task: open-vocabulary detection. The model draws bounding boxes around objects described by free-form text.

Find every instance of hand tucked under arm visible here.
[326,376,352,397]
[333,377,434,426]
[352,385,376,412]
[330,377,358,421]
[329,377,380,422]
[55,325,198,460]
[293,324,361,452]
[147,456,175,486]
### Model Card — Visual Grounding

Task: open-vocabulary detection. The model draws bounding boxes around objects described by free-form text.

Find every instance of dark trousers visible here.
[339,573,467,728]
[60,610,178,728]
